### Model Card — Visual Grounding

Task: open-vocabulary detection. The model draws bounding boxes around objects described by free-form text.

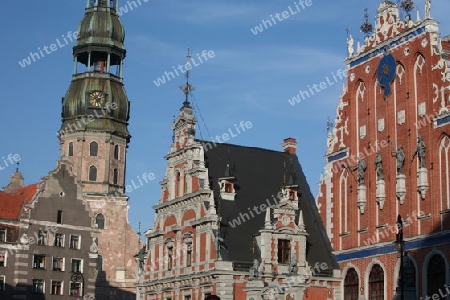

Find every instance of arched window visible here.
[344,268,359,300]
[428,254,446,296]
[89,166,97,181]
[90,141,98,156]
[175,172,180,198]
[114,145,119,160]
[96,214,105,229]
[113,169,118,185]
[68,142,74,157]
[369,264,384,300]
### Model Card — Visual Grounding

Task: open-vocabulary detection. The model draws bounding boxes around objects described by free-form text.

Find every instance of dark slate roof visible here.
[201,141,339,274]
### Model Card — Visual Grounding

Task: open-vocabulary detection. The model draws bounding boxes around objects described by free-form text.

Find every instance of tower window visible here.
[96,214,105,229]
[89,166,97,181]
[277,239,291,264]
[114,145,119,160]
[224,182,233,193]
[113,169,118,185]
[57,210,63,224]
[90,142,98,156]
[68,142,74,156]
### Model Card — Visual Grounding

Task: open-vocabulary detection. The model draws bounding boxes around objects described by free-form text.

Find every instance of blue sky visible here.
[1,0,449,233]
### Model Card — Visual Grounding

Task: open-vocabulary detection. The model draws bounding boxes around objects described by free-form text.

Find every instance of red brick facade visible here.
[317,2,450,299]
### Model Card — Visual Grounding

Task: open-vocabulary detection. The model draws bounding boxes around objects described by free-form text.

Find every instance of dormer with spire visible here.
[218,152,237,201]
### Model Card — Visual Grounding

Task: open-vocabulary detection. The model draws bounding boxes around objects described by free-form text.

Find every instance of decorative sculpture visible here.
[289,255,298,275]
[375,152,384,181]
[412,136,427,168]
[395,145,406,174]
[249,259,260,279]
[357,157,367,185]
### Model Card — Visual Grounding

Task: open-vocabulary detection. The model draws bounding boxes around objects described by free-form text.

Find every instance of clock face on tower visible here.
[89,91,105,107]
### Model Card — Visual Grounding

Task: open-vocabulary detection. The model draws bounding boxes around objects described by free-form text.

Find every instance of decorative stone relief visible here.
[422,38,429,48]
[378,118,385,132]
[398,110,406,125]
[360,125,366,139]
[418,102,426,117]
[365,65,371,74]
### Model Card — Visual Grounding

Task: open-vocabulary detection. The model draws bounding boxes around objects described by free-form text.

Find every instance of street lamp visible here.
[395,214,405,300]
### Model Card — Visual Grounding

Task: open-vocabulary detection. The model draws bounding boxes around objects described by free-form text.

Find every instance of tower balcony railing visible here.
[72,71,122,83]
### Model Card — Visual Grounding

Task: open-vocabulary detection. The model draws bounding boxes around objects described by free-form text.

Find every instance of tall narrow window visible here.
[0,252,6,267]
[33,255,46,269]
[70,235,80,249]
[344,268,359,300]
[54,233,64,247]
[96,255,103,271]
[89,166,97,181]
[168,248,173,271]
[186,245,192,267]
[0,229,6,242]
[114,145,119,160]
[428,254,446,296]
[183,173,187,195]
[368,264,384,300]
[175,172,180,198]
[32,279,44,294]
[37,230,48,245]
[68,142,74,156]
[53,257,64,271]
[277,239,291,264]
[90,141,98,156]
[113,169,118,185]
[51,281,63,295]
[96,214,105,229]
[71,259,82,273]
[57,210,63,224]
[0,276,4,291]
[70,282,82,296]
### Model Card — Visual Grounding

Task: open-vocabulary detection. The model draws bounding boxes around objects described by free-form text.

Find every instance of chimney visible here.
[282,138,297,155]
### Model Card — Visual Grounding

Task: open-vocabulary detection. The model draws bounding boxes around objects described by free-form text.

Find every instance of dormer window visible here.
[218,178,236,201]
[289,191,295,200]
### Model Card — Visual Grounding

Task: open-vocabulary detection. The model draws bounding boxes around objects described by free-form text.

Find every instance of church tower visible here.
[58,0,139,298]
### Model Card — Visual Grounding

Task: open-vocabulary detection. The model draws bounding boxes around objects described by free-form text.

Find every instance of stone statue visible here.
[357,157,367,185]
[289,255,298,275]
[394,145,406,175]
[375,152,384,181]
[249,259,260,279]
[425,0,431,19]
[412,136,427,168]
[347,34,354,57]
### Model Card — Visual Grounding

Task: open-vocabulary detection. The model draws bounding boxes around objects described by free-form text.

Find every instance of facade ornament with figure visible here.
[249,259,260,279]
[357,157,367,185]
[412,136,427,168]
[374,152,384,181]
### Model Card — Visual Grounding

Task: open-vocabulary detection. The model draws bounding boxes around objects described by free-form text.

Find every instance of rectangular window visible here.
[70,235,80,249]
[277,239,291,264]
[52,257,64,271]
[184,296,191,300]
[0,251,6,267]
[57,210,63,224]
[186,248,192,267]
[32,279,44,294]
[69,282,82,296]
[33,255,46,269]
[0,276,5,291]
[54,233,64,247]
[37,230,48,245]
[51,280,63,295]
[71,259,82,273]
[0,229,6,242]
